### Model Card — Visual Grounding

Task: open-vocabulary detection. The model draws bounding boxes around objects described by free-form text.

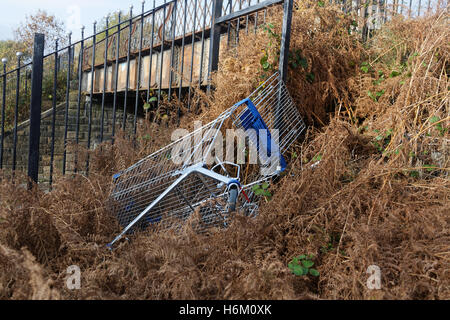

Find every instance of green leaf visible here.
[368,91,376,101]
[306,73,315,83]
[263,190,272,197]
[361,66,369,73]
[376,90,385,98]
[262,182,269,190]
[252,185,261,192]
[299,58,308,69]
[149,97,158,103]
[312,154,322,162]
[260,55,268,65]
[297,255,307,260]
[318,1,325,7]
[385,128,393,137]
[143,103,151,111]
[293,265,308,276]
[429,116,440,124]
[309,269,320,277]
[390,70,401,78]
[254,189,264,196]
[302,260,314,269]
[409,171,419,178]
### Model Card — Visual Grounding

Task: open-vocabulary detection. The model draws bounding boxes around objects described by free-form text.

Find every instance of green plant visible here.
[252,182,272,201]
[373,129,393,153]
[288,254,319,277]
[409,171,420,178]
[360,61,371,73]
[368,89,385,102]
[259,23,280,76]
[311,153,323,163]
[390,70,401,78]
[289,49,308,69]
[306,72,315,84]
[429,116,447,136]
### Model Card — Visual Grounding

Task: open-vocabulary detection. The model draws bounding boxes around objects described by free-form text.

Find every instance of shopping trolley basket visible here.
[107,72,306,247]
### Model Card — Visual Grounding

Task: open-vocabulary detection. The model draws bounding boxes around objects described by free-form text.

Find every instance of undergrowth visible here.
[0,1,448,300]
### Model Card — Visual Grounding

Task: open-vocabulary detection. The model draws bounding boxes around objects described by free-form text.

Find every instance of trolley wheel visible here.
[228,187,239,212]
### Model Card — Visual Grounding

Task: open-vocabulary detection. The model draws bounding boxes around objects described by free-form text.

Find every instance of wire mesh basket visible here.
[108,72,306,246]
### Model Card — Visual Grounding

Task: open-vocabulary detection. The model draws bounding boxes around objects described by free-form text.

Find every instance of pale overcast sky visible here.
[1,0,165,41]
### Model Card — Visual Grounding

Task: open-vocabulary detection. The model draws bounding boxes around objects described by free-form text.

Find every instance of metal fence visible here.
[0,0,445,189]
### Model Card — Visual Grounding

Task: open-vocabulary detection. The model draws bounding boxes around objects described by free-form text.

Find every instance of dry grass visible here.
[0,1,448,300]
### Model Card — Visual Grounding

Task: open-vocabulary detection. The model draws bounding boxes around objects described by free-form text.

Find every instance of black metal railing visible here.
[0,0,445,189]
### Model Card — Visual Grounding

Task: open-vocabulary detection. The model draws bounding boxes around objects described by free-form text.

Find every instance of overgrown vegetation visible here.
[0,1,448,300]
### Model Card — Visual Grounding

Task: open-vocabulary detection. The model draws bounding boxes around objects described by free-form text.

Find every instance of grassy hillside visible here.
[0,1,448,300]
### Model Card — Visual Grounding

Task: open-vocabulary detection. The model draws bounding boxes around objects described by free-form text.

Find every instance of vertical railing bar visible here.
[62,33,72,175]
[418,0,422,16]
[178,0,189,103]
[49,40,59,188]
[134,2,146,135]
[198,0,208,95]
[25,70,28,97]
[279,0,293,83]
[187,0,199,111]
[263,5,267,24]
[245,0,250,34]
[147,0,157,103]
[0,60,6,170]
[255,0,260,34]
[27,33,45,187]
[168,0,178,103]
[86,21,97,175]
[158,1,167,109]
[100,16,109,143]
[112,11,122,143]
[12,52,22,172]
[236,0,242,44]
[123,6,134,131]
[75,26,85,173]
[208,0,224,94]
[226,0,232,47]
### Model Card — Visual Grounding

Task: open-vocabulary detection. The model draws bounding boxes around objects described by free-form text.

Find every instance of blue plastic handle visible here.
[235,98,286,172]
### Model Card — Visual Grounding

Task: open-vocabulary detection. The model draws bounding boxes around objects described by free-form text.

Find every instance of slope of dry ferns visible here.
[0,1,448,300]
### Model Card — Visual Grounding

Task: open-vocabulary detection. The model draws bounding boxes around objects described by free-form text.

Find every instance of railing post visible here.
[27,33,45,187]
[208,0,224,92]
[279,0,293,83]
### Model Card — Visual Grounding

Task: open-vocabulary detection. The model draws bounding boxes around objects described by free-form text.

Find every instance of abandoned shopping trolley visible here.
[107,72,306,247]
